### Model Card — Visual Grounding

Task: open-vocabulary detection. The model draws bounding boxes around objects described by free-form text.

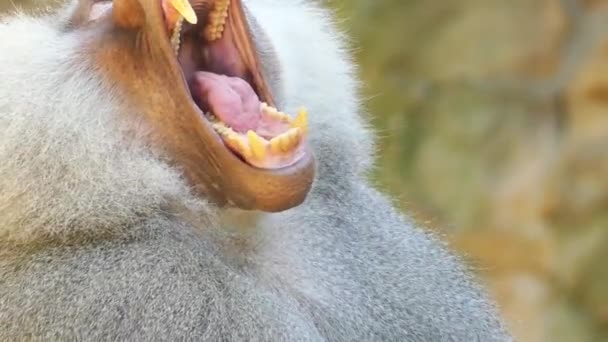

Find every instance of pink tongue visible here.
[192,71,261,133]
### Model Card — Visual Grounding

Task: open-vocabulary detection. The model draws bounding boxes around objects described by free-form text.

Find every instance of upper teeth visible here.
[169,0,231,54]
[205,0,230,41]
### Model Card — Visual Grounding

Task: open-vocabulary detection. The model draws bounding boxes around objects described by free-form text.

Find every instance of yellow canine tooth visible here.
[270,137,282,154]
[248,131,267,160]
[169,0,198,24]
[292,107,308,133]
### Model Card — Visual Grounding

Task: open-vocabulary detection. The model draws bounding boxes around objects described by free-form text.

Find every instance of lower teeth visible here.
[204,107,304,160]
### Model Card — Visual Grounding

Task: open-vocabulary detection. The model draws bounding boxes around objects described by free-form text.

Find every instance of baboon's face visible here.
[69,0,315,212]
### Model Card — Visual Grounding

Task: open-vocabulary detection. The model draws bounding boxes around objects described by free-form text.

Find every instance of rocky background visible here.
[325,1,608,341]
[2,0,608,341]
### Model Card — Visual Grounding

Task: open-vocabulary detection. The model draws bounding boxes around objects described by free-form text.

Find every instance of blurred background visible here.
[2,0,608,341]
[324,1,608,341]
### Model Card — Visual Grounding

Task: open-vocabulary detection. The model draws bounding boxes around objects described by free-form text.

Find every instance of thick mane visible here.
[0,14,210,242]
[0,2,512,340]
[0,0,370,242]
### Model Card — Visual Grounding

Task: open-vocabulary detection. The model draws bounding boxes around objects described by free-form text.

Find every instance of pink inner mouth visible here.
[191,72,290,138]
[189,25,263,133]
[192,72,261,133]
[186,21,291,139]
[167,4,307,169]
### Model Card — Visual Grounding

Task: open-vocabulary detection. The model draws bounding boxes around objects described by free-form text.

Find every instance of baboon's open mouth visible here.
[162,0,308,169]
[86,0,315,210]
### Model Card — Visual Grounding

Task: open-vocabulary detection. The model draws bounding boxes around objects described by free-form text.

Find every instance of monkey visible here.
[0,0,512,340]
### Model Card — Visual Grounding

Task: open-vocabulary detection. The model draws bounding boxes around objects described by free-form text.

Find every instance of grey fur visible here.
[0,1,512,341]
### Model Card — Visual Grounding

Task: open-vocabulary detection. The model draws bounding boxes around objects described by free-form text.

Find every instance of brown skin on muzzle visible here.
[74,0,315,212]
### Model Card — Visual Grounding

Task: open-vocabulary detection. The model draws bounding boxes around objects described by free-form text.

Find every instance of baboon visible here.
[0,0,511,340]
